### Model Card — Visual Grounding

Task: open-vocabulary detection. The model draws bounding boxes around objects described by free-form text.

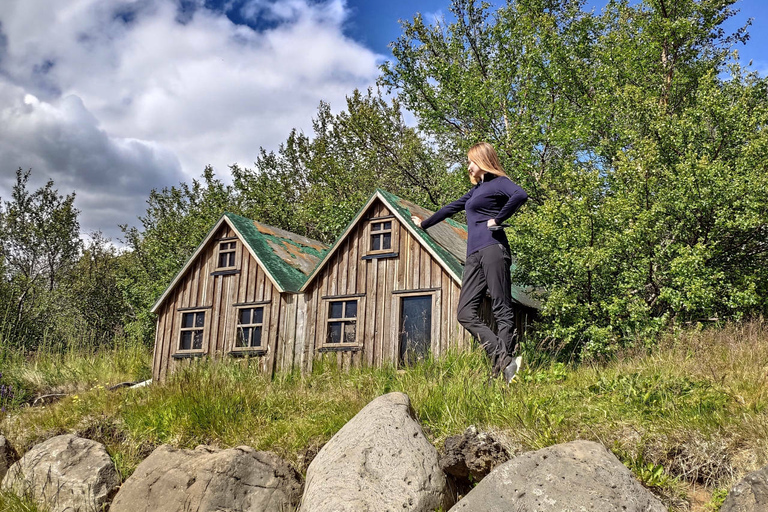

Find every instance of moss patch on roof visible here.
[225,213,329,292]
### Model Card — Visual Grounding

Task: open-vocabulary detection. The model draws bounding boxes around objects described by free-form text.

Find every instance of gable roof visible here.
[151,213,329,313]
[299,189,539,309]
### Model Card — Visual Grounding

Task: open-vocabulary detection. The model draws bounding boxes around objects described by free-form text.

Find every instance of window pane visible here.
[343,322,356,343]
[228,252,236,267]
[228,242,236,250]
[236,327,249,348]
[371,223,381,232]
[193,330,203,350]
[371,234,380,251]
[345,300,357,319]
[180,331,192,350]
[253,307,263,324]
[218,253,229,267]
[195,312,205,327]
[239,308,250,325]
[182,313,194,328]
[382,233,391,250]
[327,322,342,344]
[383,221,392,230]
[329,302,343,319]
[252,326,262,347]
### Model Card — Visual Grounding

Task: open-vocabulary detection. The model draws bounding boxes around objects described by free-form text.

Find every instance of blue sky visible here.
[0,0,766,240]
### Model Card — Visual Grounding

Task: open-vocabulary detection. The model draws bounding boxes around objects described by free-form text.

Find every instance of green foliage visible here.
[233,89,464,244]
[0,169,81,348]
[0,490,47,512]
[382,0,768,356]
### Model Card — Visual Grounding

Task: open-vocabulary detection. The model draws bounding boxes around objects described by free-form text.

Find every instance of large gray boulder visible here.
[0,435,18,481]
[110,444,302,512]
[450,440,667,512]
[721,465,768,511]
[1,434,120,512]
[300,392,451,512]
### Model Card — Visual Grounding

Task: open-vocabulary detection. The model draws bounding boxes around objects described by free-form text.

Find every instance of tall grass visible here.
[1,320,767,511]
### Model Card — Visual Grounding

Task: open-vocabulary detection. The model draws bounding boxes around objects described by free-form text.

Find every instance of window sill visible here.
[173,351,206,359]
[229,349,268,358]
[361,252,399,260]
[318,345,363,353]
[211,269,240,276]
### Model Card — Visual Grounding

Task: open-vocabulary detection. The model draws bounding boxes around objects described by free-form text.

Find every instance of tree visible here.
[0,169,81,346]
[234,89,464,243]
[64,232,131,344]
[382,0,768,356]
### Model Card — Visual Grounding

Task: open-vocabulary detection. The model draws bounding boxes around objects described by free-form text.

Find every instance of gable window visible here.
[327,299,357,345]
[217,241,237,269]
[235,306,264,350]
[370,221,392,252]
[179,311,205,351]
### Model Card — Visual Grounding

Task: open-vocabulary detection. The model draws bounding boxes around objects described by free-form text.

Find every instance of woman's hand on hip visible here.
[487,219,497,228]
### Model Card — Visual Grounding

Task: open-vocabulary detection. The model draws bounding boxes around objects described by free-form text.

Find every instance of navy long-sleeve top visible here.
[420,174,528,257]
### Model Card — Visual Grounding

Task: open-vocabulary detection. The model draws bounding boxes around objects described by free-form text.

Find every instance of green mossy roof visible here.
[225,213,329,293]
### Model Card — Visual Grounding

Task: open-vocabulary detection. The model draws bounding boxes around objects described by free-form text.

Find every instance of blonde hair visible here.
[467,142,507,185]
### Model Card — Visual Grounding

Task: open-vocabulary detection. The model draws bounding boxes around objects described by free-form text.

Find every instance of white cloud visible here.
[0,0,381,239]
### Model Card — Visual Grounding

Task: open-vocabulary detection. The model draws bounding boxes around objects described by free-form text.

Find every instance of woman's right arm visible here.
[416,188,474,230]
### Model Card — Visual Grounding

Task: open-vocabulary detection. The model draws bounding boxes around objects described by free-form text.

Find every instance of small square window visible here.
[179,311,205,351]
[370,220,393,252]
[235,306,265,350]
[217,241,237,269]
[326,299,357,345]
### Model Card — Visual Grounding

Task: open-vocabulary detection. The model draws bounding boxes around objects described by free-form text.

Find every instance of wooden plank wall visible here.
[302,200,473,372]
[152,224,291,382]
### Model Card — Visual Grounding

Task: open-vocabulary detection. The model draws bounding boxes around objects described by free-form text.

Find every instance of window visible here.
[179,311,205,351]
[370,220,392,252]
[217,241,237,269]
[235,307,264,350]
[326,300,357,345]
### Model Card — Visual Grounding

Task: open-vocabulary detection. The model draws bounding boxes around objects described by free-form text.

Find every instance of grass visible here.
[1,320,768,511]
[0,490,45,512]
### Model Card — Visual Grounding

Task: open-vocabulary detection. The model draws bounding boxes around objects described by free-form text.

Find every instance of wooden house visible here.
[151,189,539,381]
[297,189,539,372]
[149,213,329,382]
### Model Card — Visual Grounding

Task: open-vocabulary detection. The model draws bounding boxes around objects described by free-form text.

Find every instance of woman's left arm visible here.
[493,178,528,225]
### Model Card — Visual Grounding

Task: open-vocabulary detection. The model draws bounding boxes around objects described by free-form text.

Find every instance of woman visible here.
[412,142,528,382]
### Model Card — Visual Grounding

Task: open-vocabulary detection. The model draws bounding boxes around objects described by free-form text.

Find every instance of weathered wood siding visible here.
[301,200,473,372]
[152,224,297,381]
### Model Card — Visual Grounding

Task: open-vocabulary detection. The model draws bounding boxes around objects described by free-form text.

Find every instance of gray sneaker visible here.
[503,356,523,383]
[503,359,518,383]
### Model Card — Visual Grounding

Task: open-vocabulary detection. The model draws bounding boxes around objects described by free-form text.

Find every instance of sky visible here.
[0,0,766,242]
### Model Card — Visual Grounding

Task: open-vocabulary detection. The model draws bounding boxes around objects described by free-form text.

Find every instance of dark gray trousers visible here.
[457,243,517,367]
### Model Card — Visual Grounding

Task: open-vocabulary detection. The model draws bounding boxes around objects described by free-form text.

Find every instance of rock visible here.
[721,464,768,512]
[439,425,511,493]
[1,434,120,512]
[0,435,19,481]
[110,444,302,512]
[300,392,451,512]
[450,440,667,512]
